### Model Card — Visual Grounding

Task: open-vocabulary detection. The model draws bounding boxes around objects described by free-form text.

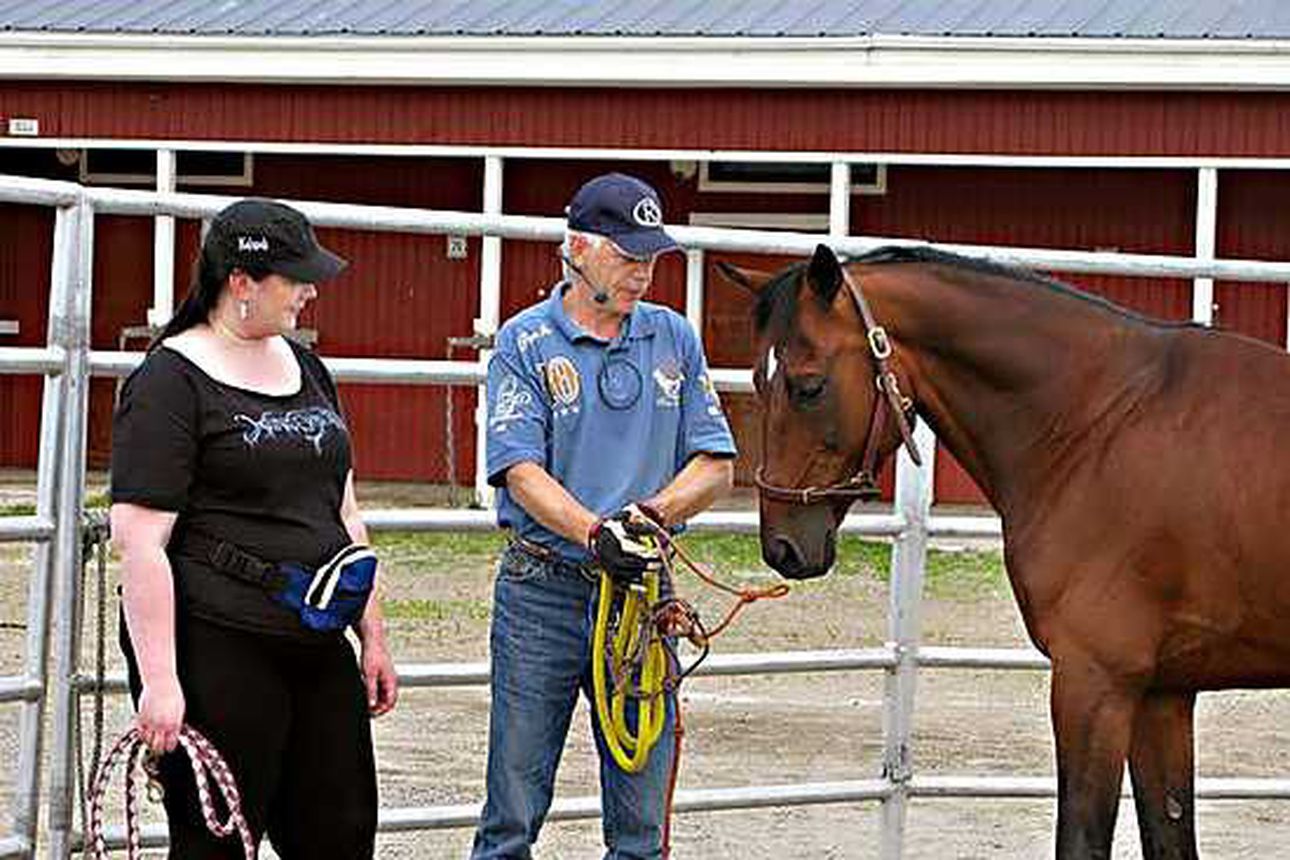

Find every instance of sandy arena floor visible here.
[0,473,1287,858]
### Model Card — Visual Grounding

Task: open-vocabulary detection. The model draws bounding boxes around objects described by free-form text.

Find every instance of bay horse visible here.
[722,243,1290,860]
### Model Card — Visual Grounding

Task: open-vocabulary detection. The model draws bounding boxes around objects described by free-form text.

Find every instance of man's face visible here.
[576,235,659,315]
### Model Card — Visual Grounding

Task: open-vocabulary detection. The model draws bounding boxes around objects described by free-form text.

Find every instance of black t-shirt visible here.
[110,339,353,641]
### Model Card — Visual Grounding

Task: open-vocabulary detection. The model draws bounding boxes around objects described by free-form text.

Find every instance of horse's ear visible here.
[715,261,774,295]
[807,244,843,304]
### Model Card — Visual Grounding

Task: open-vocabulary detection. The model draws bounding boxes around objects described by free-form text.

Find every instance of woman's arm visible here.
[110,502,184,753]
[341,471,398,716]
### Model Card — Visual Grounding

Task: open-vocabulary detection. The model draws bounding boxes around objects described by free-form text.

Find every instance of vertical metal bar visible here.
[149,149,176,328]
[1192,167,1218,325]
[473,155,504,508]
[829,161,850,238]
[879,422,936,860]
[46,198,95,860]
[685,248,705,332]
[11,203,79,857]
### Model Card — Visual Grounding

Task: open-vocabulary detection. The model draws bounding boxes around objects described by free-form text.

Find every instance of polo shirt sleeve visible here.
[485,329,551,487]
[675,317,737,463]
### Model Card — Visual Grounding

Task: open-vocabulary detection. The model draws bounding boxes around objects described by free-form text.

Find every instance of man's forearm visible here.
[506,461,600,546]
[642,454,734,527]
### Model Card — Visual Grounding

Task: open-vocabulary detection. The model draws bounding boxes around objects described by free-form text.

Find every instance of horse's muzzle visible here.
[761,532,835,579]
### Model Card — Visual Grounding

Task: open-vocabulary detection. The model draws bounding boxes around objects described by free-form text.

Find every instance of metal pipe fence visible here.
[3,172,1290,857]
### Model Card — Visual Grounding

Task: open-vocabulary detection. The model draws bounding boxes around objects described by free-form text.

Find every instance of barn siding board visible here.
[5,83,1290,156]
[5,83,1290,500]
[0,204,54,466]
[1212,171,1290,346]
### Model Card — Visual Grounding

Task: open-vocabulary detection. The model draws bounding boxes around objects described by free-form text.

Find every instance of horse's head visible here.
[721,244,918,579]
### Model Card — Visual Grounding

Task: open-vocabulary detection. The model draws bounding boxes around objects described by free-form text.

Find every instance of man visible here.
[472,172,736,859]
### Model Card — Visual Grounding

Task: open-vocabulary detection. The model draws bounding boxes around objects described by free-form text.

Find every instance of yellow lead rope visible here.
[592,567,668,773]
[590,526,792,776]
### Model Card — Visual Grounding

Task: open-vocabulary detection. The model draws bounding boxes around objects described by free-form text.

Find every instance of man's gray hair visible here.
[560,229,604,280]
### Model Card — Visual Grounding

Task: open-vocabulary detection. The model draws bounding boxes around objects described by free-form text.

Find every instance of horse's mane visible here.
[753,245,1194,334]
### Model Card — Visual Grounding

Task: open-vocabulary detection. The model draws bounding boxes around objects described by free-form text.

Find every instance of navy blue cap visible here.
[566,173,679,259]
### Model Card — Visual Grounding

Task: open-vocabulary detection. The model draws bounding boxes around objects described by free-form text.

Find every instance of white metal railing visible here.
[3,170,1290,858]
[0,191,86,859]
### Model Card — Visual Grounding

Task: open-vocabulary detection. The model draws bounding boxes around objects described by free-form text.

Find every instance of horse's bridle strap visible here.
[755,255,921,506]
[839,267,922,469]
[753,469,880,504]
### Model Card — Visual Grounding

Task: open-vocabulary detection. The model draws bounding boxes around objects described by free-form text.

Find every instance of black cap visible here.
[208,198,347,284]
[566,173,679,259]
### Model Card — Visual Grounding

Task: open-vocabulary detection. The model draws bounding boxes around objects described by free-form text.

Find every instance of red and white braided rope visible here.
[88,724,257,859]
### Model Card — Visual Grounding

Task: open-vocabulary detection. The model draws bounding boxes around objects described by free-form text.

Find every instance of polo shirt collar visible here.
[545,281,657,346]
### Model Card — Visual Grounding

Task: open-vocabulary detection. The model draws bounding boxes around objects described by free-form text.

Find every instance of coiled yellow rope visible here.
[591,565,668,773]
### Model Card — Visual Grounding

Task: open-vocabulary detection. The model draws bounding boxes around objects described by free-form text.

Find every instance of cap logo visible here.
[632,197,662,228]
[237,235,269,253]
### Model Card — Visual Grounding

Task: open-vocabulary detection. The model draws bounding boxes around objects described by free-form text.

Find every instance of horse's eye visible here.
[787,374,826,405]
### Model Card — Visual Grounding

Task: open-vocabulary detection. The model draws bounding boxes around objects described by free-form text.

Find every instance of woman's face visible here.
[243,272,318,335]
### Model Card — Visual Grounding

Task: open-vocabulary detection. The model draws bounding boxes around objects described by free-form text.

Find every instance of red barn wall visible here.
[5,84,1290,502]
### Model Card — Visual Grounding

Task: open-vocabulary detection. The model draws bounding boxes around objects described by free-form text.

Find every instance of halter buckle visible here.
[867,326,892,360]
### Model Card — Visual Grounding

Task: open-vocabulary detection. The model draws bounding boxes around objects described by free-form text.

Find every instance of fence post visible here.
[1192,166,1218,327]
[879,422,936,859]
[472,154,504,508]
[46,198,95,860]
[11,202,79,856]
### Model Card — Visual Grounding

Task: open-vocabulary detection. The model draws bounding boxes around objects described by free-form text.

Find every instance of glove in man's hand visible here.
[589,508,662,585]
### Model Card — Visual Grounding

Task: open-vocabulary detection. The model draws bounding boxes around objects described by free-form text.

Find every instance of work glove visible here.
[588,505,664,585]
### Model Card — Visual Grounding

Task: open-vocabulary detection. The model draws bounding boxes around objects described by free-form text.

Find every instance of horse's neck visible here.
[876,267,1146,512]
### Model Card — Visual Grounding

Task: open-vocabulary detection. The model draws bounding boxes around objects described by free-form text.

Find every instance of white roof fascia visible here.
[2,33,1290,89]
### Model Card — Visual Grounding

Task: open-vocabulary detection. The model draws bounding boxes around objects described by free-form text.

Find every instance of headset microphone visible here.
[562,253,611,304]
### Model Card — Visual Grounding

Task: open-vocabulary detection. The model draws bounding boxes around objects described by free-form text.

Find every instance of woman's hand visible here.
[341,473,398,716]
[360,636,398,717]
[136,674,185,754]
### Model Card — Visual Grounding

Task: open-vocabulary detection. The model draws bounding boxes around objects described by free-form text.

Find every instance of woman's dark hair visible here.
[150,239,270,349]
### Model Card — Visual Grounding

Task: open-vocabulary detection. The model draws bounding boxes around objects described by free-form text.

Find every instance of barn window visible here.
[78,149,254,187]
[698,161,886,195]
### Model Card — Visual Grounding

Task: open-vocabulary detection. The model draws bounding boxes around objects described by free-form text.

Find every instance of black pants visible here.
[121,613,377,859]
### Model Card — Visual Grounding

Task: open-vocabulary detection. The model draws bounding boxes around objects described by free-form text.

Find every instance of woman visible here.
[109,198,398,858]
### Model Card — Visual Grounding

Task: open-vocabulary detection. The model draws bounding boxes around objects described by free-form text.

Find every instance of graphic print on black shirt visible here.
[234,406,347,453]
[110,340,354,640]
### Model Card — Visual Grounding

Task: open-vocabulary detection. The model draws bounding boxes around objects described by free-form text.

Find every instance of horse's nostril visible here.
[764,536,803,574]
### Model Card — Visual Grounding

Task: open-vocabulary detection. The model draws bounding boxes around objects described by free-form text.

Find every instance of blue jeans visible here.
[470,545,676,860]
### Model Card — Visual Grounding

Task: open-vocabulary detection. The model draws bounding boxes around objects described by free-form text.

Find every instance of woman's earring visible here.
[238,300,250,321]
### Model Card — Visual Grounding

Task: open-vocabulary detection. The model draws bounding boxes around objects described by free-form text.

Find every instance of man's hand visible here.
[589,508,662,585]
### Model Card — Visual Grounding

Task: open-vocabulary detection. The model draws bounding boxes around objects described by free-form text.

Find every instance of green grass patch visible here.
[0,492,106,517]
[371,531,505,563]
[382,597,492,622]
[367,529,1006,599]
[924,547,1008,599]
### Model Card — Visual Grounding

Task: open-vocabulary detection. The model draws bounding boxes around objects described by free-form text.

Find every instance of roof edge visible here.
[3,32,1290,89]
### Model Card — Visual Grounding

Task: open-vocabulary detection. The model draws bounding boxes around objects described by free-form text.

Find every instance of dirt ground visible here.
[2,473,1289,858]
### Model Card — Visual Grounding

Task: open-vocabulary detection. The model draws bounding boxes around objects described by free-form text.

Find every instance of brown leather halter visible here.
[754,260,922,505]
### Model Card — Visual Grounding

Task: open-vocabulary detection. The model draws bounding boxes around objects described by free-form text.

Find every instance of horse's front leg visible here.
[1128,690,1198,860]
[1051,658,1140,860]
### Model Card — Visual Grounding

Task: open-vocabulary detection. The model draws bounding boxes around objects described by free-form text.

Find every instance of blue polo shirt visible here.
[486,283,737,562]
